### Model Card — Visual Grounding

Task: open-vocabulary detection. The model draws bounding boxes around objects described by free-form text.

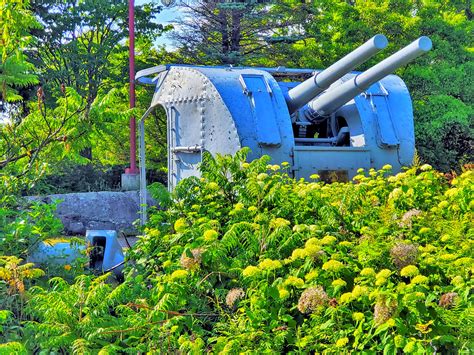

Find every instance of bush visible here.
[16,150,473,352]
[126,150,473,353]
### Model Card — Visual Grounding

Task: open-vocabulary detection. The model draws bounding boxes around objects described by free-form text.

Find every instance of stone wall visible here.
[28,191,157,235]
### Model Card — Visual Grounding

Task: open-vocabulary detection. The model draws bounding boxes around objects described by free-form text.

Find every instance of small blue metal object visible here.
[136,35,431,189]
[86,230,124,276]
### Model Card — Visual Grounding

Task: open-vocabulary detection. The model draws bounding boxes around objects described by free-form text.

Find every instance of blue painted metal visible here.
[27,230,125,277]
[137,36,431,188]
[86,230,124,276]
[286,34,388,113]
[28,239,86,265]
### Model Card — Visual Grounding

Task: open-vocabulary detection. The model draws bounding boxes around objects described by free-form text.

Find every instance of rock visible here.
[27,191,158,235]
[68,221,85,235]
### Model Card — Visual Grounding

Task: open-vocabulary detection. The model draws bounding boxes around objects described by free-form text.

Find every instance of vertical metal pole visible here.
[139,115,147,225]
[128,0,138,174]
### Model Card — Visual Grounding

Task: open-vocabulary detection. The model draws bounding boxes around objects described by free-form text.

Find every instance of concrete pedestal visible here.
[121,173,140,191]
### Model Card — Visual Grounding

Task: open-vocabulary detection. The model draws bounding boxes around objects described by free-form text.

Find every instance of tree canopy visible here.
[0,0,472,190]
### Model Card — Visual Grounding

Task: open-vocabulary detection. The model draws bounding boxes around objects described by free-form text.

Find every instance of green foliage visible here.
[0,341,27,354]
[0,1,170,179]
[0,0,40,102]
[0,256,45,345]
[126,151,473,352]
[17,150,472,352]
[0,87,86,175]
[25,273,152,353]
[30,0,166,100]
[0,197,63,258]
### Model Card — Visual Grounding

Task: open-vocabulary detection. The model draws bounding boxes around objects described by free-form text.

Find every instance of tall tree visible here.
[28,0,167,160]
[30,0,164,101]
[172,0,302,65]
[0,1,87,177]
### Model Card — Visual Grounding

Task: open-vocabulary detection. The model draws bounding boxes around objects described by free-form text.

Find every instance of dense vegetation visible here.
[1,150,473,352]
[1,0,472,187]
[0,0,472,352]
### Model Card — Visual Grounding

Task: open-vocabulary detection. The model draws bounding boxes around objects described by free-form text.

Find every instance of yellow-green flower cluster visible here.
[145,228,160,238]
[291,248,307,260]
[284,276,304,288]
[305,270,318,281]
[419,227,431,235]
[339,241,353,247]
[440,253,457,261]
[292,224,307,233]
[335,337,349,348]
[320,235,337,245]
[394,335,405,348]
[270,218,291,229]
[278,287,290,299]
[375,269,392,285]
[340,292,354,304]
[352,312,365,322]
[410,275,429,285]
[360,267,376,277]
[400,265,419,277]
[331,279,347,288]
[267,164,280,171]
[258,258,282,271]
[305,244,323,258]
[170,269,188,280]
[322,259,344,272]
[289,239,324,262]
[451,276,464,286]
[207,182,219,191]
[197,217,208,225]
[174,218,187,233]
[203,229,218,242]
[438,200,449,209]
[242,266,260,278]
[305,238,318,247]
[352,285,369,298]
[233,202,245,211]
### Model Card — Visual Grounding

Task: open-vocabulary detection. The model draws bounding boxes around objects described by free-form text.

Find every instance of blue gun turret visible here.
[136,35,432,188]
[285,34,388,113]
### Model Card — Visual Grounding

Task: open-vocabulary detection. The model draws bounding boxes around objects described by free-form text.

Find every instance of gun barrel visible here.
[286,34,388,113]
[307,36,432,117]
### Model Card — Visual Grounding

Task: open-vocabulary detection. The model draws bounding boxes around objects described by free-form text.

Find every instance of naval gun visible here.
[136,35,432,188]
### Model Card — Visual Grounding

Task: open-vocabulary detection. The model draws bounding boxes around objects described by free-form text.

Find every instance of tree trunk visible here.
[231,10,242,57]
[219,10,230,62]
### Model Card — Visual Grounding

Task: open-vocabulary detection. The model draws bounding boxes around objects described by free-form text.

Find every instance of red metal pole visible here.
[127,0,138,174]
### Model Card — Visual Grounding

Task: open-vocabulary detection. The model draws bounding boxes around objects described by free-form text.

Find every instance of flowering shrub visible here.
[19,150,473,352]
[124,150,473,353]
